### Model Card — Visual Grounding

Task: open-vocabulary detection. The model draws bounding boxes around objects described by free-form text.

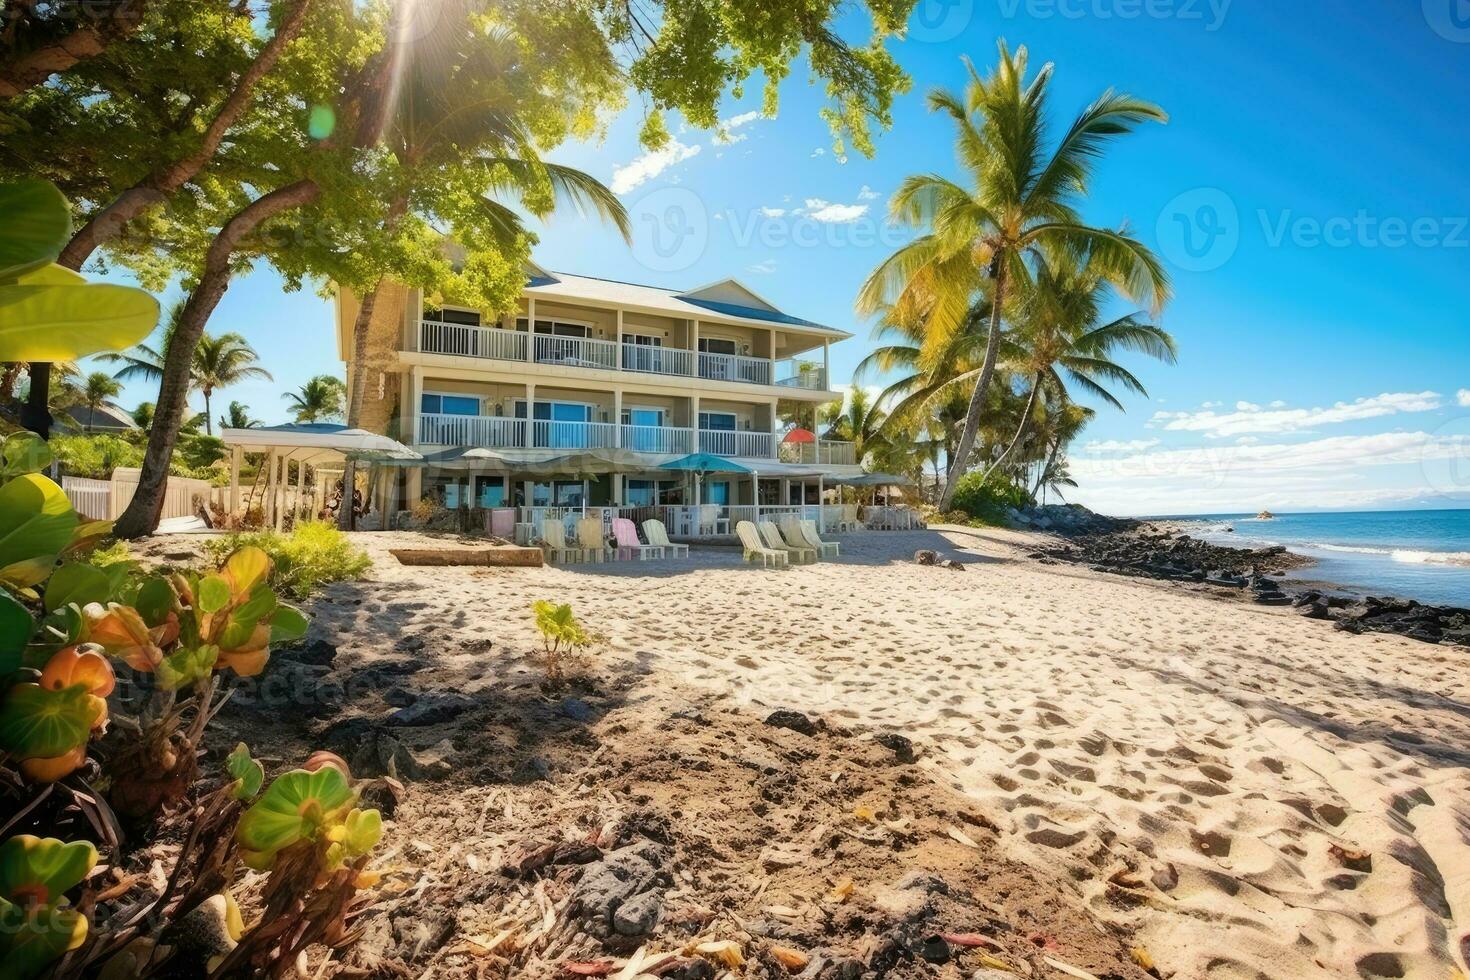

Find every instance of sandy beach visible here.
[222,525,1470,979]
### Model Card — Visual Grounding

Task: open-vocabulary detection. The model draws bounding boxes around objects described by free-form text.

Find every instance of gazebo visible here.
[219,424,420,529]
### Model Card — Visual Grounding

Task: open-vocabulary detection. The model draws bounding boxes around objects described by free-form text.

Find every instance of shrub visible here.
[949,472,1034,526]
[206,521,371,599]
[50,432,226,483]
[531,600,592,686]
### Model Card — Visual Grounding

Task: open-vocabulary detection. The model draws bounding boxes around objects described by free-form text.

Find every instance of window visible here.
[621,407,666,427]
[625,479,654,506]
[532,481,587,507]
[475,477,505,508]
[707,480,730,505]
[699,337,738,355]
[515,401,593,422]
[424,307,482,326]
[625,333,662,347]
[421,393,480,416]
[516,317,590,338]
[699,411,737,431]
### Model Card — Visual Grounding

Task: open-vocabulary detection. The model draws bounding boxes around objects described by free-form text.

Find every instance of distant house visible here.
[58,404,138,433]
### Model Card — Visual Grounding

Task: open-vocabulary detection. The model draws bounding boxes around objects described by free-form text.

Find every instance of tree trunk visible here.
[336,279,383,531]
[54,0,311,270]
[0,1,150,100]
[937,259,1008,512]
[978,374,1040,486]
[203,389,213,436]
[115,179,321,539]
[20,362,50,437]
[1033,432,1064,497]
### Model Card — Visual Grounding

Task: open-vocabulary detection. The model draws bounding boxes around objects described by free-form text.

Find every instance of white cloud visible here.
[610,139,701,195]
[746,259,776,274]
[1155,391,1442,437]
[1082,438,1160,454]
[857,184,880,200]
[1269,400,1287,408]
[803,197,868,223]
[810,147,825,157]
[1459,388,1470,407]
[758,206,786,218]
[712,110,764,145]
[1200,401,1220,409]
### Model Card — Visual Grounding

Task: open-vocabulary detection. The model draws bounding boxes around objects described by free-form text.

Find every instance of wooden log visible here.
[389,547,544,568]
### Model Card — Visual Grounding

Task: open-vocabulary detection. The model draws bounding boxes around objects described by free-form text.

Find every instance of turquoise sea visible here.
[1166,509,1470,607]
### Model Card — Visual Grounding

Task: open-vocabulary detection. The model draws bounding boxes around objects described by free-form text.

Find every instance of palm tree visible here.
[858,42,1169,511]
[81,372,122,432]
[191,332,271,435]
[284,375,345,423]
[219,400,260,430]
[819,386,890,465]
[131,401,155,430]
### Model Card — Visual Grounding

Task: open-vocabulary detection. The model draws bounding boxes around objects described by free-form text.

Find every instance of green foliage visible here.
[237,764,356,869]
[0,473,79,589]
[0,180,158,362]
[949,472,1034,526]
[226,742,265,801]
[48,433,223,482]
[0,835,98,979]
[531,599,591,685]
[1,432,52,479]
[205,521,371,599]
[0,646,115,782]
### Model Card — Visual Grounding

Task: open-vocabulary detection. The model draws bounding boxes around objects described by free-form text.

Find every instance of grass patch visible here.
[206,520,371,599]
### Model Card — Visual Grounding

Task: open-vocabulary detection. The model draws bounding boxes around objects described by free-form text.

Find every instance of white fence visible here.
[61,467,218,522]
[419,320,527,361]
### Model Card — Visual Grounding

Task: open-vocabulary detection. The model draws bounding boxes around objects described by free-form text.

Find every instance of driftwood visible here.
[389,547,543,568]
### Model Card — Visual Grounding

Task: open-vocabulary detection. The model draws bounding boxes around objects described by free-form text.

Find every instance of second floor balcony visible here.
[417,320,827,390]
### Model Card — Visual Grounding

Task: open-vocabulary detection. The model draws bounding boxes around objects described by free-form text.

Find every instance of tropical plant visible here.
[190,332,271,435]
[949,471,1034,525]
[130,401,154,430]
[0,835,99,978]
[531,599,591,686]
[858,43,1169,510]
[79,372,122,433]
[283,374,345,424]
[205,521,371,600]
[220,400,259,430]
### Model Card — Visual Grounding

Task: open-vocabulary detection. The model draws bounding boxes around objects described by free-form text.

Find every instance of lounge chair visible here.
[576,517,610,563]
[541,519,583,564]
[779,516,835,561]
[697,504,729,536]
[841,504,860,531]
[612,517,663,560]
[642,519,690,558]
[760,520,816,564]
[797,518,840,559]
[736,520,787,568]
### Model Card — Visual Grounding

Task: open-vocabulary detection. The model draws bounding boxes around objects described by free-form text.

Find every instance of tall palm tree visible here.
[858,42,1169,511]
[81,372,122,433]
[131,401,155,430]
[191,332,271,435]
[820,386,889,465]
[284,375,345,423]
[219,400,260,430]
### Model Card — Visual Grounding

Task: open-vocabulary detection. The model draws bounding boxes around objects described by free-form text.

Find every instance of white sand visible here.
[329,525,1470,979]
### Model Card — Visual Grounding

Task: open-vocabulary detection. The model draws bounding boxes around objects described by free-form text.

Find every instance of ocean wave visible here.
[1307,542,1470,566]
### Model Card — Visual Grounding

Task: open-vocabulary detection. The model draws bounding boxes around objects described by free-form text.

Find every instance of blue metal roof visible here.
[673,296,831,331]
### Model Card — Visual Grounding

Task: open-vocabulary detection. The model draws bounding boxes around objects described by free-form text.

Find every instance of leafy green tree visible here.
[0,0,151,99]
[283,375,344,424]
[858,43,1169,511]
[219,400,259,430]
[191,332,271,435]
[131,401,155,430]
[80,372,121,432]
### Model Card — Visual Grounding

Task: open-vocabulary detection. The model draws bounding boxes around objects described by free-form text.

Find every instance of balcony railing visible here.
[620,424,694,454]
[774,365,827,390]
[531,419,617,449]
[419,321,526,361]
[699,429,776,458]
[533,334,619,371]
[418,413,524,448]
[621,343,692,377]
[778,439,857,465]
[698,351,772,386]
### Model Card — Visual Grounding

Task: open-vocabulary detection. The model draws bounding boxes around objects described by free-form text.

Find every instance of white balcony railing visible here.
[699,429,775,458]
[778,439,856,465]
[418,413,524,447]
[620,424,694,454]
[419,320,526,361]
[698,351,772,386]
[531,419,617,449]
[621,343,693,377]
[774,364,827,390]
[534,335,618,370]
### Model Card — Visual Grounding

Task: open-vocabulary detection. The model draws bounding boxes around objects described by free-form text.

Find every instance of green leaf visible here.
[197,575,231,614]
[0,835,97,906]
[339,808,382,858]
[133,576,177,626]
[227,742,265,800]
[237,766,354,861]
[0,433,53,479]
[43,564,111,613]
[154,644,217,691]
[0,590,32,674]
[269,604,308,643]
[0,283,159,362]
[0,898,88,979]
[0,475,79,589]
[0,684,98,761]
[0,181,71,280]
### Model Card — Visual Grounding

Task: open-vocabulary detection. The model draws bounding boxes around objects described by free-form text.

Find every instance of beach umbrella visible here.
[659,452,752,509]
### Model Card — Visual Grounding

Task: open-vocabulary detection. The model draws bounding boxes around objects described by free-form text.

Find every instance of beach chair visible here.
[642,519,690,558]
[612,517,663,560]
[697,504,729,536]
[798,518,840,559]
[541,519,583,564]
[736,520,787,568]
[780,516,833,561]
[576,517,610,563]
[842,504,860,531]
[760,520,816,564]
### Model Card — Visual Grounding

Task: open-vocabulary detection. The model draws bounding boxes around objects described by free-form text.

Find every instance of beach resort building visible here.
[316,265,867,531]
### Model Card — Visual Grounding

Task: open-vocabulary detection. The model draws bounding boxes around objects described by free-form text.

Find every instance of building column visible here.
[406,467,422,507]
[229,445,242,516]
[405,367,424,445]
[525,297,536,362]
[525,382,535,449]
[613,387,623,448]
[691,318,700,375]
[822,339,831,389]
[611,473,622,505]
[690,394,701,453]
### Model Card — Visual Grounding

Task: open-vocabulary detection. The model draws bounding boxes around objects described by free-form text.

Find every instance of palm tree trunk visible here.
[203,390,213,436]
[1033,432,1064,497]
[20,363,51,438]
[115,179,322,539]
[336,280,382,531]
[937,260,1008,511]
[978,374,1041,485]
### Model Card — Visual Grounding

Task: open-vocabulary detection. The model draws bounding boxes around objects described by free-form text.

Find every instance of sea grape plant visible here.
[531,599,592,685]
[0,645,115,782]
[0,835,99,978]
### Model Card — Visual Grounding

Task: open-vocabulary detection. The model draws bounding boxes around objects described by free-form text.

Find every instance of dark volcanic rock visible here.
[764,709,818,736]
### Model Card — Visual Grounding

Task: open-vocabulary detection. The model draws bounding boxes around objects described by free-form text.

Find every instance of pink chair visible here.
[611,517,664,560]
[488,507,516,538]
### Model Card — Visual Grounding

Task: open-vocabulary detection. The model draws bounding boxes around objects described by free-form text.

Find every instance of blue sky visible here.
[86,0,1470,516]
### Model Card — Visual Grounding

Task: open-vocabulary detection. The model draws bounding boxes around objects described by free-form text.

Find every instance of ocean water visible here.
[1166,509,1470,607]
